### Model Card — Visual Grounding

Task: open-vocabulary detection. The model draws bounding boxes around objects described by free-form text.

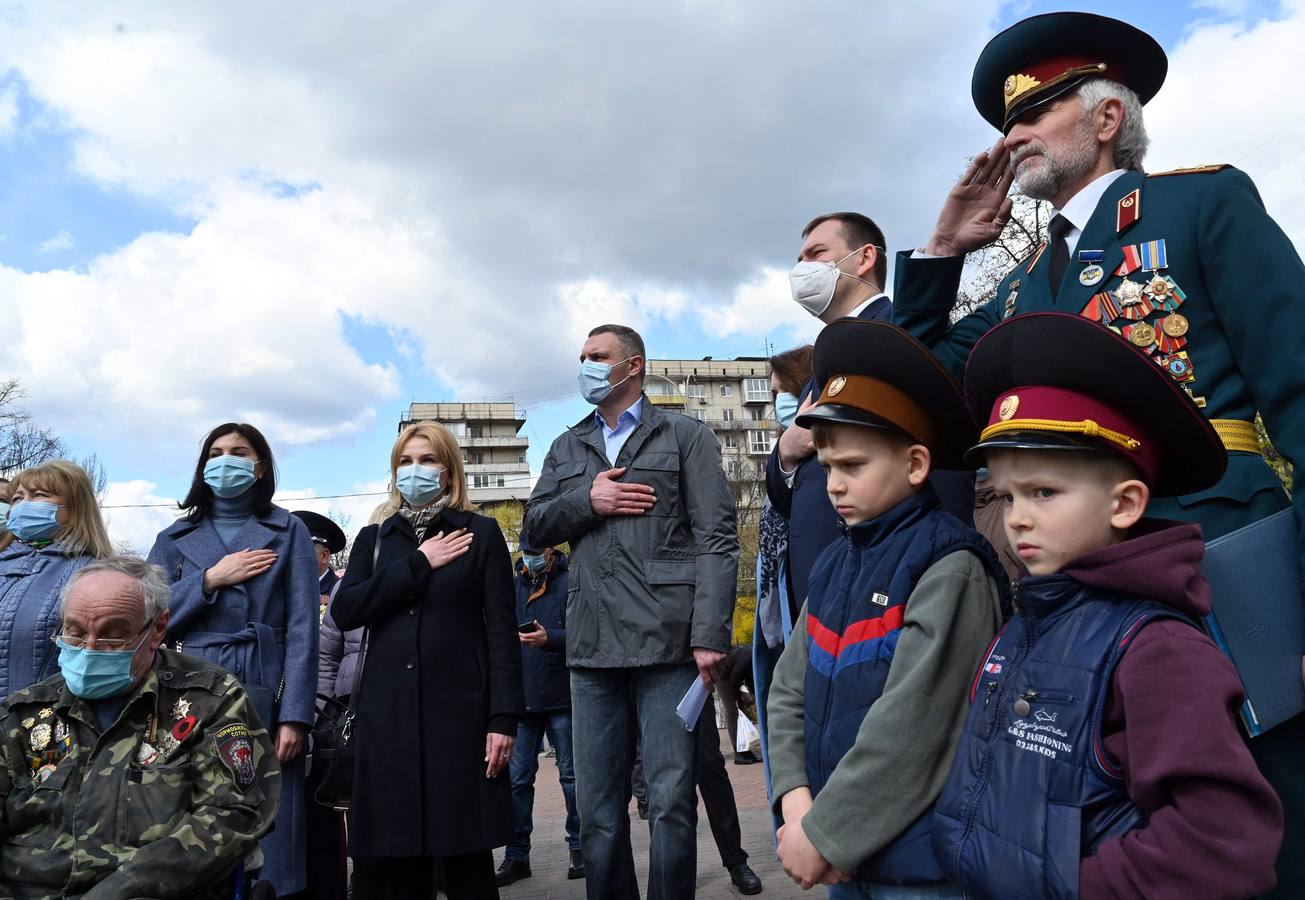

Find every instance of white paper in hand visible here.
[676,677,709,731]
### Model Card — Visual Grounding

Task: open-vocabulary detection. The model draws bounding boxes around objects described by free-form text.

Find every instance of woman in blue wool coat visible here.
[0,460,112,697]
[147,422,319,897]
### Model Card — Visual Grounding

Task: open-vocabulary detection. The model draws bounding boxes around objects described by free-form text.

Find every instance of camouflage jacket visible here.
[0,648,281,900]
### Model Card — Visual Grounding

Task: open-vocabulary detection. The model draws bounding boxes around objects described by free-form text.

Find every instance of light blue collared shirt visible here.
[596,397,643,465]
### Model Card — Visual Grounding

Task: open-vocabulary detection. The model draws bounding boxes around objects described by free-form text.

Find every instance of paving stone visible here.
[484,728,809,899]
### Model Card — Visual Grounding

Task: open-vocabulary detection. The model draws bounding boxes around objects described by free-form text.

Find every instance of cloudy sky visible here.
[1,0,1302,551]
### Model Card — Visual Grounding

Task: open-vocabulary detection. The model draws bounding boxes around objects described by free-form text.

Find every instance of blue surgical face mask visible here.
[578,356,634,405]
[203,455,258,499]
[7,500,62,543]
[522,553,548,574]
[0,500,12,535]
[395,463,443,507]
[56,624,153,699]
[774,392,800,430]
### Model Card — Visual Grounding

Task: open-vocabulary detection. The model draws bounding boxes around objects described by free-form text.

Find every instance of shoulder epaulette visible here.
[1148,164,1230,178]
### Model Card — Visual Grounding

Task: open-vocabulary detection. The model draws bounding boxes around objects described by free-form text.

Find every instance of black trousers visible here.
[695,696,748,869]
[352,850,497,900]
[303,765,347,900]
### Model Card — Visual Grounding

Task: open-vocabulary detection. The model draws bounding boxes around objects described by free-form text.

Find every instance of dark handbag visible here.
[310,530,378,810]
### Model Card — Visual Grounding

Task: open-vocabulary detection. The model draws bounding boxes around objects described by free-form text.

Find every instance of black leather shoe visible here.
[495,858,531,887]
[729,863,763,895]
[567,849,586,880]
[733,751,761,765]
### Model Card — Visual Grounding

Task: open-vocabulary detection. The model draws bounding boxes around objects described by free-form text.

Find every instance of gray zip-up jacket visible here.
[524,397,740,668]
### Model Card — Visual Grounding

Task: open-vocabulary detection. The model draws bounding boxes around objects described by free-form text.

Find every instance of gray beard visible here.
[1012,124,1098,201]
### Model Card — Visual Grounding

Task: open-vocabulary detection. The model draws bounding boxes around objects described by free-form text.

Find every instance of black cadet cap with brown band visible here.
[795,319,978,470]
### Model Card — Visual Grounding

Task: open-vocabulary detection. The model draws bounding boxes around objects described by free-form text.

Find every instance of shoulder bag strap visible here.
[346,528,381,711]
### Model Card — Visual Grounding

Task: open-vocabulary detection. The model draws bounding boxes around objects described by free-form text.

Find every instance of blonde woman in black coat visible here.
[333,422,523,899]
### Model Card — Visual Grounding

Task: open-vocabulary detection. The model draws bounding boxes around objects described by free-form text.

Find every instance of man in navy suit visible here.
[767,213,974,619]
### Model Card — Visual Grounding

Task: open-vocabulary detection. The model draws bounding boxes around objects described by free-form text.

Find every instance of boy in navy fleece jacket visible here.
[933,313,1282,899]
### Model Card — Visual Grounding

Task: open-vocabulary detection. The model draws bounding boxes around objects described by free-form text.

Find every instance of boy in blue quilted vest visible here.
[766,320,1007,898]
[933,312,1282,899]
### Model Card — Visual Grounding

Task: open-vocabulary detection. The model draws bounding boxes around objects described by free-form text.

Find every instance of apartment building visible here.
[644,356,776,482]
[398,402,531,504]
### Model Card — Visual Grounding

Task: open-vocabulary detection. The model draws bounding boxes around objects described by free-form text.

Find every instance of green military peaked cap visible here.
[972,12,1167,131]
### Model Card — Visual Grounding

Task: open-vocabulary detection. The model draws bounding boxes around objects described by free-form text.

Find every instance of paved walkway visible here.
[493,728,812,899]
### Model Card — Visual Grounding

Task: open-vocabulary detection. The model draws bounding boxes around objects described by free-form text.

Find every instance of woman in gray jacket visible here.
[0,460,112,697]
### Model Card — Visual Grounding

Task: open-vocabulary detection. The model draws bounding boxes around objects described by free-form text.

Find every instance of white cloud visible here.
[0,83,17,135]
[1147,3,1305,247]
[0,1,1007,425]
[272,480,392,538]
[702,266,820,345]
[37,229,74,253]
[0,184,413,450]
[100,480,182,555]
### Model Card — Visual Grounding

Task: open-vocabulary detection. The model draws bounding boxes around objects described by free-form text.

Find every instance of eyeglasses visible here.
[52,619,155,653]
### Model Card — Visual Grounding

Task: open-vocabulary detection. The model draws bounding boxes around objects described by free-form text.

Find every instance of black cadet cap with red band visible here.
[972,11,1168,132]
[963,312,1226,497]
[795,319,977,470]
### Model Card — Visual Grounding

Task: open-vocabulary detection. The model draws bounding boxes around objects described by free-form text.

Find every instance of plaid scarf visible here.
[397,496,450,543]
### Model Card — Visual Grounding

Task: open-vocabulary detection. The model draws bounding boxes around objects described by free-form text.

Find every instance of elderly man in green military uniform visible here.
[890,11,1305,894]
[0,555,280,900]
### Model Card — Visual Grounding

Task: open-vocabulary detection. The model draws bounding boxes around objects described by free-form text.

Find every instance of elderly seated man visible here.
[0,555,280,900]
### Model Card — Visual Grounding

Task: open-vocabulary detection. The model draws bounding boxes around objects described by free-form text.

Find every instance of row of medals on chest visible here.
[23,698,193,771]
[1075,253,1198,395]
[1095,269,1188,349]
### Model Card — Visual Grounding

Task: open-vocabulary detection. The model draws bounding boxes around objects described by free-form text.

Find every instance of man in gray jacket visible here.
[525,324,740,900]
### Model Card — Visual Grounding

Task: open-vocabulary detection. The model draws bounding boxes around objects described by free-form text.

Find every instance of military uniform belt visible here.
[1210,419,1262,455]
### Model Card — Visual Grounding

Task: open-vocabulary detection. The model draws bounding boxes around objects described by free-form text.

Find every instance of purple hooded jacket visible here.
[1064,521,1283,899]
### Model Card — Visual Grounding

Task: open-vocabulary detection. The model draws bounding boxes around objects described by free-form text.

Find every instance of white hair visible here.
[1076,78,1149,172]
[60,555,171,622]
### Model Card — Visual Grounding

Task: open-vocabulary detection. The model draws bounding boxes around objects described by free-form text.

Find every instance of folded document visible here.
[1202,509,1305,736]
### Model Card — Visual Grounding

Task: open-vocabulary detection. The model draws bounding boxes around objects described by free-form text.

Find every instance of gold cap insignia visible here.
[827,376,847,397]
[999,395,1020,420]
[1004,73,1042,107]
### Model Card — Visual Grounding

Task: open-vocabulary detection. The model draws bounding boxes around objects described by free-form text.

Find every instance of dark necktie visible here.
[1047,214,1072,299]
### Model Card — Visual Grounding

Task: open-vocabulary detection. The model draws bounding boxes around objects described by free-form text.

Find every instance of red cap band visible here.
[981,385,1160,484]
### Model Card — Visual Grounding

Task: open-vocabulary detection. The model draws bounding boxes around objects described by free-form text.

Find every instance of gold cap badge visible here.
[827,376,847,397]
[999,395,1020,420]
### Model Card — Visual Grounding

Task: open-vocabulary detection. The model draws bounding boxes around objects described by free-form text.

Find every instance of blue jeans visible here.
[828,881,964,899]
[506,709,580,861]
[571,664,699,900]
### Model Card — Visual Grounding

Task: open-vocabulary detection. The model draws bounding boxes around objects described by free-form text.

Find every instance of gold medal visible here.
[21,718,34,729]
[38,708,53,720]
[1130,322,1156,347]
[1148,274,1170,298]
[29,724,51,752]
[1161,314,1189,338]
